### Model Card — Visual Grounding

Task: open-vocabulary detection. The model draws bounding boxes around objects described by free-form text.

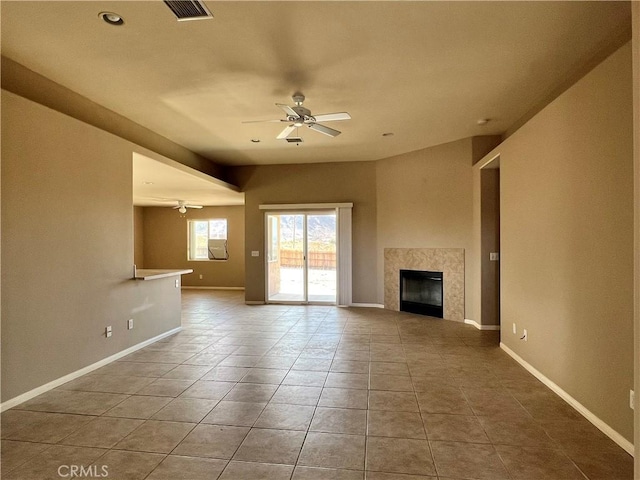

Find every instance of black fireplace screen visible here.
[399,270,443,318]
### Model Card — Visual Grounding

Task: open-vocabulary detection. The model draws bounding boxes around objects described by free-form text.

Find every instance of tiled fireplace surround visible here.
[384,248,465,321]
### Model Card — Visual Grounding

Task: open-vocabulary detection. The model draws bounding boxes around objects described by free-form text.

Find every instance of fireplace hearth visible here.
[399,269,443,318]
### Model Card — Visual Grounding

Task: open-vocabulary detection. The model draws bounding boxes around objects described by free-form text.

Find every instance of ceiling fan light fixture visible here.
[99,12,124,25]
[245,93,350,141]
[178,206,187,214]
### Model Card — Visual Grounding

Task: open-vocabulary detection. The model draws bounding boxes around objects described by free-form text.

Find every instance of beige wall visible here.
[1,90,182,402]
[375,139,476,314]
[486,43,634,443]
[472,136,503,165]
[142,205,245,288]
[632,2,639,472]
[231,162,377,303]
[134,206,145,267]
[1,57,230,184]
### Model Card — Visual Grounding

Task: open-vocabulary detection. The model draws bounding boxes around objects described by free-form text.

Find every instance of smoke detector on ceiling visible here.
[163,1,213,21]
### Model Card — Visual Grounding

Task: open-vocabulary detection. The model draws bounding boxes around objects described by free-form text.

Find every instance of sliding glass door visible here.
[267,213,306,302]
[306,213,337,302]
[266,211,337,304]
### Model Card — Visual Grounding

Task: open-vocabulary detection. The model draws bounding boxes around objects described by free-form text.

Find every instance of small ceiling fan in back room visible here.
[243,93,351,143]
[173,200,203,214]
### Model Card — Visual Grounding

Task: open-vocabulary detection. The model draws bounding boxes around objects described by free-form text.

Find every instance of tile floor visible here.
[1,290,634,480]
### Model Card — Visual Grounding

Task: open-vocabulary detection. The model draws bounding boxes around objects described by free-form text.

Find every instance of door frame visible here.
[264,211,310,304]
[259,203,353,306]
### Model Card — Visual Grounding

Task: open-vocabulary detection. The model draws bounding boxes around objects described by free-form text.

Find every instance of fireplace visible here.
[385,248,463,321]
[399,269,443,318]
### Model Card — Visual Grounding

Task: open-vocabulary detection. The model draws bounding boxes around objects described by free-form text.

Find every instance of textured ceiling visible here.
[1,1,631,167]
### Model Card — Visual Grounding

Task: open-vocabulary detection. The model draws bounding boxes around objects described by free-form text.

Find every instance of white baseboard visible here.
[500,342,634,456]
[0,327,182,412]
[350,303,385,308]
[464,319,501,330]
[245,301,265,305]
[182,286,244,290]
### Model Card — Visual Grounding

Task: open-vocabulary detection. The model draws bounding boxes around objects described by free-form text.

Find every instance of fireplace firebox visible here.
[399,270,443,318]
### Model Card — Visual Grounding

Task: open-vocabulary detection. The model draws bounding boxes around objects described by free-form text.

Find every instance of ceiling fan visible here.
[173,200,203,214]
[243,93,351,141]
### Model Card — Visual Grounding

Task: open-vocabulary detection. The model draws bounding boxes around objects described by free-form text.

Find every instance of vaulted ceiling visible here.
[1,1,631,168]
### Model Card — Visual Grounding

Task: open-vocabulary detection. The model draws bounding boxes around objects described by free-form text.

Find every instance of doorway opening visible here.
[480,156,501,329]
[266,211,337,304]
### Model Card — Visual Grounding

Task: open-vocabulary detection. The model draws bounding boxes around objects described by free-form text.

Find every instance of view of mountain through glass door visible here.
[266,212,337,303]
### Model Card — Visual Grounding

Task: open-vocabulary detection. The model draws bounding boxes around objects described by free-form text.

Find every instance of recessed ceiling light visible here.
[99,12,124,26]
[251,139,261,143]
[382,132,394,137]
[477,118,490,125]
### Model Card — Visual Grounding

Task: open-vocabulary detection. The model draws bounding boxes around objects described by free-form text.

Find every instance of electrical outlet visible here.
[631,390,635,410]
[490,252,500,261]
[105,326,112,338]
[251,251,260,257]
[512,323,516,334]
[127,319,134,330]
[199,274,203,280]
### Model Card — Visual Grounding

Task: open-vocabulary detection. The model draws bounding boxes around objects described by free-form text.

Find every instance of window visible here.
[188,219,228,260]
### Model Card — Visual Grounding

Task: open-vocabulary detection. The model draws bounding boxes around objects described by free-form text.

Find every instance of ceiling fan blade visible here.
[308,123,341,137]
[242,119,286,124]
[313,112,351,122]
[186,205,203,209]
[276,103,298,117]
[277,125,296,139]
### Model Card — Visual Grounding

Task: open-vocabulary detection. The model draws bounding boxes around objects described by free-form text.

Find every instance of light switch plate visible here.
[490,252,500,261]
[251,251,260,257]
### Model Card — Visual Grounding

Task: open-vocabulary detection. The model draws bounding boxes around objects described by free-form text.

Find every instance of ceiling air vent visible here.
[163,1,212,21]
